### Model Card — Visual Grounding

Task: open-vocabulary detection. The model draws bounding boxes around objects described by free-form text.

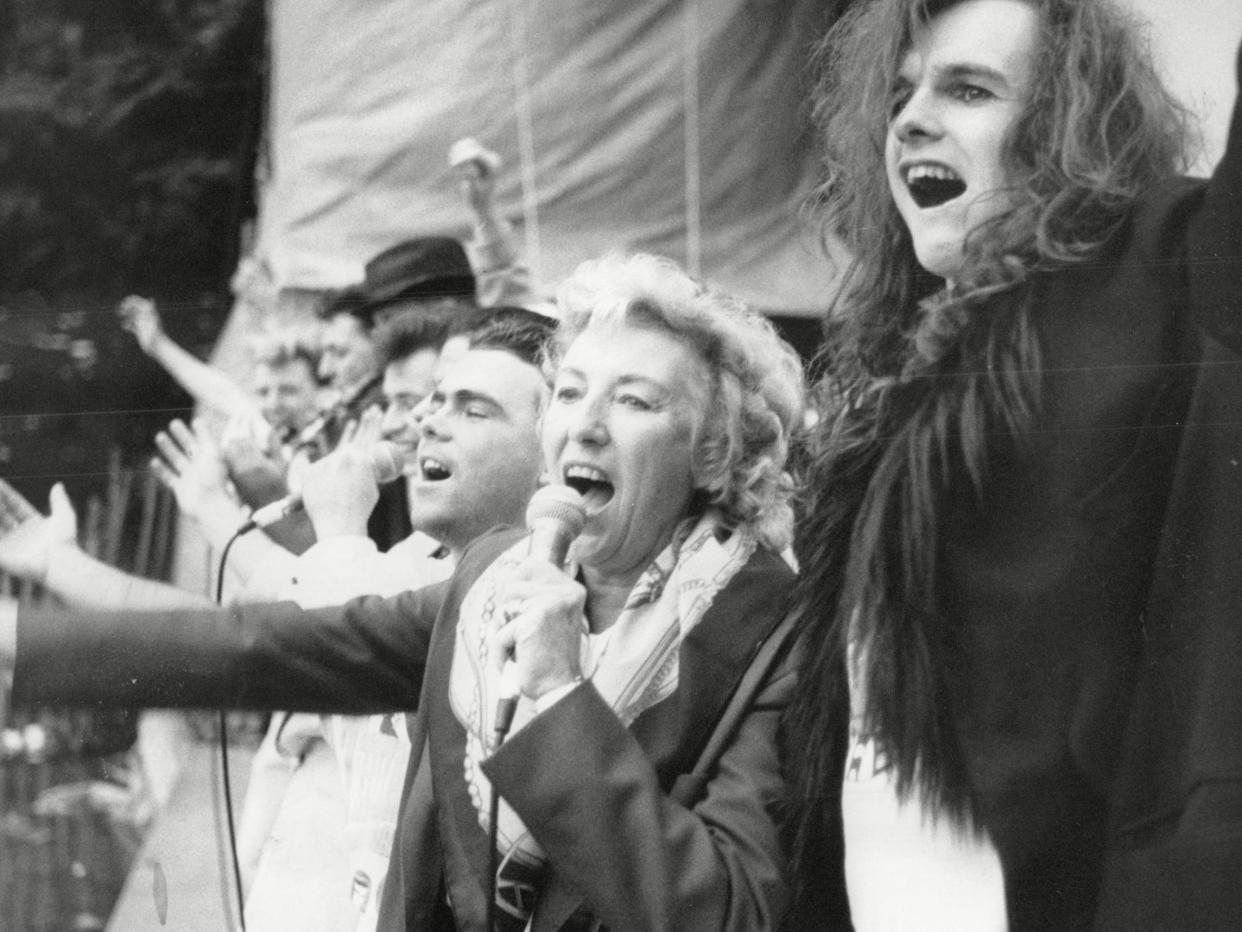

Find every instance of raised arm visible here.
[10,581,449,714]
[118,295,265,429]
[449,138,537,308]
[1189,40,1242,347]
[149,418,297,598]
[0,479,211,610]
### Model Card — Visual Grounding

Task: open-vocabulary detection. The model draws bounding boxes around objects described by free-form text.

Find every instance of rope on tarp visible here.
[505,0,543,279]
[683,0,703,279]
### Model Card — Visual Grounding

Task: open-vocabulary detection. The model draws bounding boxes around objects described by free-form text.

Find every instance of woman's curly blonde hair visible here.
[550,254,805,551]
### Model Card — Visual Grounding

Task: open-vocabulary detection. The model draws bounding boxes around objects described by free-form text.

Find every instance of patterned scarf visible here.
[448,509,756,927]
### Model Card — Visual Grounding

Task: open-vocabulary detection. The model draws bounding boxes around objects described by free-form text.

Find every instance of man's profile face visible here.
[318,313,380,395]
[253,358,319,433]
[408,348,545,553]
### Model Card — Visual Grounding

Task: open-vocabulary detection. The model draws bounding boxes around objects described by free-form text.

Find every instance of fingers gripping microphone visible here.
[238,442,404,533]
[496,485,588,714]
[486,485,587,932]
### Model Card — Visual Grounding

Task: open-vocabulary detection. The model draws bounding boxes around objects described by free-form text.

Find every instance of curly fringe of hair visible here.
[786,0,1193,896]
[249,331,321,376]
[552,254,805,552]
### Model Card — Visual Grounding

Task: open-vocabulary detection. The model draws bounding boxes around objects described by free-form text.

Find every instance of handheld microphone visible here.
[237,442,405,534]
[497,486,587,705]
[525,484,588,568]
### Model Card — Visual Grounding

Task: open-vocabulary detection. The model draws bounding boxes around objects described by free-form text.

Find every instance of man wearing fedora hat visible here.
[233,237,482,553]
[314,236,479,446]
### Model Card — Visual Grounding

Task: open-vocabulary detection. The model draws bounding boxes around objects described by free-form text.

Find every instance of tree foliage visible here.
[0,0,264,297]
[0,0,264,501]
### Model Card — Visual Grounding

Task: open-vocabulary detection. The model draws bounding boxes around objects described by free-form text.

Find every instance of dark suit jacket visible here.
[14,528,798,932]
[931,42,1242,932]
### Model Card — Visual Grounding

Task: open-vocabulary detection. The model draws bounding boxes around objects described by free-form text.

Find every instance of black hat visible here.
[326,237,475,323]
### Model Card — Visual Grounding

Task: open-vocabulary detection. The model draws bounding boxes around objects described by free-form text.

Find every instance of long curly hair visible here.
[786,0,1191,912]
[551,253,805,552]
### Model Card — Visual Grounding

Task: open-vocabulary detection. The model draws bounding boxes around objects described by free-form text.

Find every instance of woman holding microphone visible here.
[5,253,807,932]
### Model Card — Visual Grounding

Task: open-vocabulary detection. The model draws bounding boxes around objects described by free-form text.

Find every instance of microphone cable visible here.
[485,703,518,932]
[209,445,401,928]
[214,528,248,932]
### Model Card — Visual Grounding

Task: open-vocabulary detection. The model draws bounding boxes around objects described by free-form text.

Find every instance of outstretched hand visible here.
[0,480,79,584]
[150,418,235,521]
[117,295,164,354]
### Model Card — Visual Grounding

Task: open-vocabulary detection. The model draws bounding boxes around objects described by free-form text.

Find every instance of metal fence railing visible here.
[1,452,178,932]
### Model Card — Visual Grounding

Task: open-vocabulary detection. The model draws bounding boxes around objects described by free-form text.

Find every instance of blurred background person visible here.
[119,294,322,452]
[450,137,537,312]
[252,236,481,553]
[308,236,478,448]
[146,306,469,600]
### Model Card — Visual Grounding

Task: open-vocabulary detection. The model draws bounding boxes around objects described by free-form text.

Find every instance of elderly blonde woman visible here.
[4,254,806,932]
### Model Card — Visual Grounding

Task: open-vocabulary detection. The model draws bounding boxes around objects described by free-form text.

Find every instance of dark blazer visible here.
[14,528,799,932]
[934,43,1242,932]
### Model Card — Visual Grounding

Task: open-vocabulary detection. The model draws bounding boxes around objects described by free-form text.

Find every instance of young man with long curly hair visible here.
[787,1,1242,928]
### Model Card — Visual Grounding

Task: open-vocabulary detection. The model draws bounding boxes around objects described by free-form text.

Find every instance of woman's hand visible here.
[0,480,79,584]
[493,558,587,700]
[117,295,164,354]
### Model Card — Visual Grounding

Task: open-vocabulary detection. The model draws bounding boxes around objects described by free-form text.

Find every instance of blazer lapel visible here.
[669,547,792,778]
[532,548,795,930]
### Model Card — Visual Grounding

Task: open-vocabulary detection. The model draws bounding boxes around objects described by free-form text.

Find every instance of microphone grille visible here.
[525,484,587,536]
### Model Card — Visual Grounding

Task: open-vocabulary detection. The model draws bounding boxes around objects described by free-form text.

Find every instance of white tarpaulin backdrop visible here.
[257,0,838,314]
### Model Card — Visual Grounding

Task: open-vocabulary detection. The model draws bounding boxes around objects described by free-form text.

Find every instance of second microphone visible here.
[239,441,405,533]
